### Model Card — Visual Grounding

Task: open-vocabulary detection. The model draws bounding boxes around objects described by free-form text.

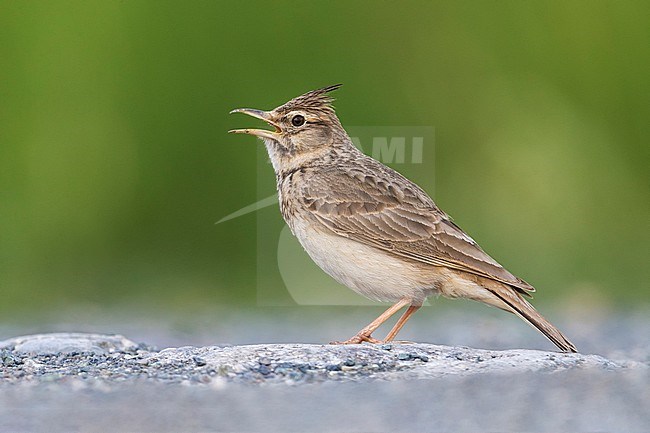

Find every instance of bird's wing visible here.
[298,165,535,294]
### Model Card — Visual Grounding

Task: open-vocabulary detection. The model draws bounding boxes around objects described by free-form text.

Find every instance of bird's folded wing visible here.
[298,167,535,294]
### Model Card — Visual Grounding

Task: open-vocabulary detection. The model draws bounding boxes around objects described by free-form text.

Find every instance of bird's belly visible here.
[290,219,438,303]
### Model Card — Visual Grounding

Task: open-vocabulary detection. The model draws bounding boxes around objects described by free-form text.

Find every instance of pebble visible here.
[326,364,342,371]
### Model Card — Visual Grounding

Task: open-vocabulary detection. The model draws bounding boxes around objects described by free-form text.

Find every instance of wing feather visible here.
[297,164,535,294]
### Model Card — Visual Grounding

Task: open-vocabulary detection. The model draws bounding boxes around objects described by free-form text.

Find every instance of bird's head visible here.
[229,84,351,171]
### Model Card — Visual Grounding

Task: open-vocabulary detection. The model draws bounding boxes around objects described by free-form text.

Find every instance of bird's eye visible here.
[291,115,305,127]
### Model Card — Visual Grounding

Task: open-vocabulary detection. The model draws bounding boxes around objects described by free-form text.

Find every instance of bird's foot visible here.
[329,333,383,345]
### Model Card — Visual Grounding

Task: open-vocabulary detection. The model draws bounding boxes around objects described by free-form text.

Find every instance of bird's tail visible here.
[483,283,578,353]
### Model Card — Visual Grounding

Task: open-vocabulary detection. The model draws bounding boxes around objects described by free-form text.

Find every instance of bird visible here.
[229,84,577,353]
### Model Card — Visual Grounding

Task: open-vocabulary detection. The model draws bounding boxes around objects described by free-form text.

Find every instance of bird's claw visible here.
[329,334,383,345]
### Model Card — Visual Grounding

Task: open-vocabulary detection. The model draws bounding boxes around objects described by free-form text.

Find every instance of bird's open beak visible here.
[228,108,281,140]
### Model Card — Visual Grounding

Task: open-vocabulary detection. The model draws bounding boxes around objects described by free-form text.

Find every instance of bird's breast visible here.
[285,212,440,304]
[277,188,298,231]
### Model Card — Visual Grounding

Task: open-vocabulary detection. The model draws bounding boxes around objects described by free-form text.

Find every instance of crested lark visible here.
[229,84,577,352]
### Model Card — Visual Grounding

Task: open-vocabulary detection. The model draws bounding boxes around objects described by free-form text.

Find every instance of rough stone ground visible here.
[0,306,648,432]
[0,333,638,385]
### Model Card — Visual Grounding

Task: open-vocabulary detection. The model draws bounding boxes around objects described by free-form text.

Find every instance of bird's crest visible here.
[276,84,342,114]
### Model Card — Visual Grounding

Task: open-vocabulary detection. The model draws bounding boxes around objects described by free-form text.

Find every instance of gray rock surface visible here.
[1,307,648,432]
[0,333,639,385]
[0,332,138,355]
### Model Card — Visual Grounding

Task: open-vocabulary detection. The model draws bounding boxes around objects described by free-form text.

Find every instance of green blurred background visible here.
[1,0,648,319]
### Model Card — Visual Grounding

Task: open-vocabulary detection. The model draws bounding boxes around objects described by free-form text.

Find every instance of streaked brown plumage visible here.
[229,84,577,352]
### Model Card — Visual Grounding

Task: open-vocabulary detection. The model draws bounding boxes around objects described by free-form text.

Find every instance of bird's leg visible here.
[331,298,410,344]
[383,304,421,342]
